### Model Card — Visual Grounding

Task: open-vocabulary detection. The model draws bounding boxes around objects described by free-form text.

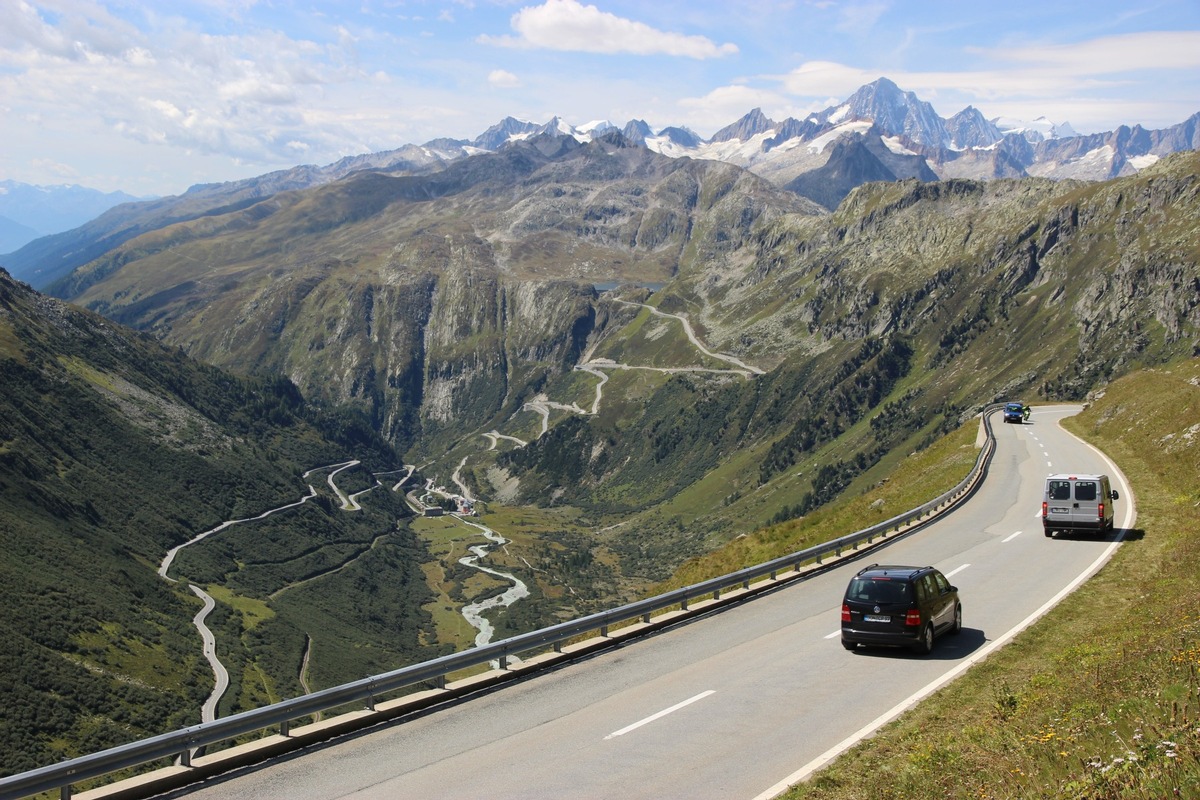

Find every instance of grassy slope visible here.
[777,359,1200,799]
[0,272,435,777]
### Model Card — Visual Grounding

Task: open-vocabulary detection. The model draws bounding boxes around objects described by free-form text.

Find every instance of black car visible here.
[840,564,962,653]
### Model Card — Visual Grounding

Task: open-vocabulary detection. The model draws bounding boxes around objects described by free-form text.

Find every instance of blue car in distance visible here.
[1003,402,1026,424]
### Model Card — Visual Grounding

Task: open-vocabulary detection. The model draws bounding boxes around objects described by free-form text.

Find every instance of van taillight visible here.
[1041,501,1047,518]
[841,604,851,622]
[1098,502,1105,520]
[905,609,922,626]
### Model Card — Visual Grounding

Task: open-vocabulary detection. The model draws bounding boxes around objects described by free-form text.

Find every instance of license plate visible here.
[864,614,890,623]
[1050,507,1069,514]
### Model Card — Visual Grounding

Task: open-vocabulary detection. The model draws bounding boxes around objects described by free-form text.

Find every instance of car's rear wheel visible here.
[913,624,934,654]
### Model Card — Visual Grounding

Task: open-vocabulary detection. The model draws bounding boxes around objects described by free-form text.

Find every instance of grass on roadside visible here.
[777,359,1200,799]
[655,419,981,592]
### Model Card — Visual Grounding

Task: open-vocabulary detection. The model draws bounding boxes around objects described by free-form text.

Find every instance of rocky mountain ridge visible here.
[5,78,1196,289]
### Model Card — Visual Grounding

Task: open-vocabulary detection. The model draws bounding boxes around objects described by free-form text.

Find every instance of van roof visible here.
[1046,473,1108,481]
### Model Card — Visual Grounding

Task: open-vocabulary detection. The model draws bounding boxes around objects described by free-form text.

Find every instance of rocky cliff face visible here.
[63,137,816,456]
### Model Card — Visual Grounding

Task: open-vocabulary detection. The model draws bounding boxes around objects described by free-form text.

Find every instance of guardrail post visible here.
[642,612,651,624]
[366,694,375,711]
[681,597,689,611]
[280,719,290,737]
[770,569,777,580]
[499,654,508,670]
[713,587,721,600]
[436,674,446,689]
[180,748,191,768]
[60,786,71,800]
[600,625,609,637]
[742,578,750,589]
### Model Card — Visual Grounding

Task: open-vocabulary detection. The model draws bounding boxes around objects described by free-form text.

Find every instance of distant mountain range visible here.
[451,77,1197,205]
[0,181,148,254]
[3,76,1197,290]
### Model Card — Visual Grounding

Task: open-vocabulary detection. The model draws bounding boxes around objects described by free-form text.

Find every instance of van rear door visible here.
[1071,479,1100,528]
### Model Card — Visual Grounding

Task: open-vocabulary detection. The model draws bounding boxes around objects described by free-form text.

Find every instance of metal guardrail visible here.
[1,404,1002,800]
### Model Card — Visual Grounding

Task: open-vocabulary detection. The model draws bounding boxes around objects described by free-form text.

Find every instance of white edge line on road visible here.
[1002,531,1022,543]
[604,690,716,740]
[752,413,1136,800]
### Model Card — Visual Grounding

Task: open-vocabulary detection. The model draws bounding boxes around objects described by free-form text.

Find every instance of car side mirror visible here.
[1110,490,1120,501]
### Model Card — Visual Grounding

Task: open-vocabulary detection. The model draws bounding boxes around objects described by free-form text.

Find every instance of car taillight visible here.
[1041,501,1047,518]
[905,609,922,626]
[1098,502,1105,520]
[841,603,851,622]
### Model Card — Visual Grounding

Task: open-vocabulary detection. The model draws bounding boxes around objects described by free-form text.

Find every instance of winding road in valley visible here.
[441,297,767,649]
[613,298,765,376]
[167,296,764,731]
[187,585,228,725]
[161,460,405,726]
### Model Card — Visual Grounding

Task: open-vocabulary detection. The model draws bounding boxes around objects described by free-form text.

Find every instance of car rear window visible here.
[1075,481,1098,501]
[848,577,911,604]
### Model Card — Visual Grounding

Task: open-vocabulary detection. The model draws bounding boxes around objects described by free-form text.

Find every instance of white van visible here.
[1042,474,1119,537]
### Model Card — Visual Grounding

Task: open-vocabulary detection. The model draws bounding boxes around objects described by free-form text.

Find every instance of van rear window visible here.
[1048,480,1071,501]
[1075,482,1098,501]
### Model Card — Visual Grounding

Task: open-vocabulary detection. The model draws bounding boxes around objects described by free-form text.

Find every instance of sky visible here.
[2,0,1199,197]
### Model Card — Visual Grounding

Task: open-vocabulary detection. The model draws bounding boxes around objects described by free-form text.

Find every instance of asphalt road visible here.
[164,404,1134,800]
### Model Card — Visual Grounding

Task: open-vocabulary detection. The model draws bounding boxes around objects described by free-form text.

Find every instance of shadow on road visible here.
[846,626,987,661]
[1045,527,1144,544]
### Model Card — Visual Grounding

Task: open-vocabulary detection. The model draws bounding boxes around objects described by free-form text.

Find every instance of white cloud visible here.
[977,31,1200,73]
[479,0,738,59]
[777,61,881,98]
[488,69,521,89]
[676,83,797,134]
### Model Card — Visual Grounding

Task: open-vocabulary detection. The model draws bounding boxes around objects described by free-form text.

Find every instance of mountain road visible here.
[162,404,1133,800]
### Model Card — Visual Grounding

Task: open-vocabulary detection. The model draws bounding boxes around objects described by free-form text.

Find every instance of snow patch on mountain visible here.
[807,120,873,154]
[881,135,918,156]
